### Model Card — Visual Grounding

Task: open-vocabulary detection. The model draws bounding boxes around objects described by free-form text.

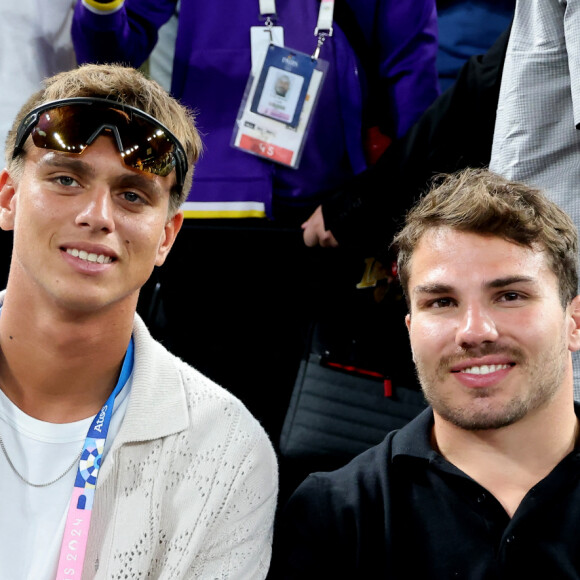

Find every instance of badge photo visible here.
[251,45,315,128]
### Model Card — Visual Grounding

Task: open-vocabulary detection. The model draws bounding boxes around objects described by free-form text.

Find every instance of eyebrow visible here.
[412,276,538,297]
[37,154,96,179]
[412,283,453,297]
[116,172,164,198]
[487,275,537,288]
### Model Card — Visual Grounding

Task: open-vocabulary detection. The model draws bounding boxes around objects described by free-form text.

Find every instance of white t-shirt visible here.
[0,377,132,579]
[0,0,77,153]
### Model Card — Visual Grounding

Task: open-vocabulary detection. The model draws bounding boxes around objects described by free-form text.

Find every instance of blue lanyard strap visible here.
[56,337,134,579]
[73,336,134,493]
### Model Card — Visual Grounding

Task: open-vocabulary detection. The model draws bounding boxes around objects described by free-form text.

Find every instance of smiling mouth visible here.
[452,363,515,375]
[66,248,114,264]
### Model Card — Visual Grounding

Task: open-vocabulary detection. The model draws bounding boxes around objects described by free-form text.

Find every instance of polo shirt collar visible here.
[391,406,436,460]
[391,401,580,462]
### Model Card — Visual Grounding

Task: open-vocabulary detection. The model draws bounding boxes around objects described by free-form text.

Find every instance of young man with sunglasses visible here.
[0,63,277,579]
[271,169,580,577]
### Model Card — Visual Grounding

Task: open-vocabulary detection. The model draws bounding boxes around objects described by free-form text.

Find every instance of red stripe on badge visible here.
[239,135,294,164]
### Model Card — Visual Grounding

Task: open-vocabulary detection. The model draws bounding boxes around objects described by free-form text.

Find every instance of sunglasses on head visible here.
[12,97,188,192]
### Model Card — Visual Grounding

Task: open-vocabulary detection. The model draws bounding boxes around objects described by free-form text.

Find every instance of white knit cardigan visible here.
[57,311,279,579]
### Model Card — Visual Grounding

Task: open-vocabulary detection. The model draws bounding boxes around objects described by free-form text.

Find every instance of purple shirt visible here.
[72,0,439,218]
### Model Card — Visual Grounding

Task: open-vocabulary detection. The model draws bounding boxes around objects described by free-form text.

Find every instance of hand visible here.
[301,205,339,248]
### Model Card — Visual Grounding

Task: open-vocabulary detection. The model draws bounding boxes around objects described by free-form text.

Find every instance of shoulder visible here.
[181,357,276,464]
[282,406,432,521]
[95,318,277,577]
[270,434,398,577]
[131,313,277,475]
[294,434,395,509]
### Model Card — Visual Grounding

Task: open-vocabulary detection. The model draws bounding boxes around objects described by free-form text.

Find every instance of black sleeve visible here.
[268,474,358,579]
[321,25,511,260]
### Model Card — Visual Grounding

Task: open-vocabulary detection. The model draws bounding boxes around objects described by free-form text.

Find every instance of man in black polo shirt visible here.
[271,168,580,579]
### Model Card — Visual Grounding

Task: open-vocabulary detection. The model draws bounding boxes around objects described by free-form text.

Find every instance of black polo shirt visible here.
[270,404,580,579]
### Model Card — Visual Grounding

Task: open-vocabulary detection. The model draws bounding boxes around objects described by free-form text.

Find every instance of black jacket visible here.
[321,26,511,261]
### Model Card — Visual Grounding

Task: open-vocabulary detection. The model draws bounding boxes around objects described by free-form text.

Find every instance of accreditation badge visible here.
[232,43,328,168]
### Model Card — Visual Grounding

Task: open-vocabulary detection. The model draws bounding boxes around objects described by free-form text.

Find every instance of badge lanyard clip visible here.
[313,0,334,60]
[259,0,277,43]
[312,30,331,61]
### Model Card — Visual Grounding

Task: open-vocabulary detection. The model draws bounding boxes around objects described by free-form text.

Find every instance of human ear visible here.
[154,210,184,267]
[405,312,417,364]
[567,295,580,352]
[0,169,17,232]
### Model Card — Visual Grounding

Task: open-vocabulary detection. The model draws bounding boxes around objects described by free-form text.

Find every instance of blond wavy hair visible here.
[5,63,203,215]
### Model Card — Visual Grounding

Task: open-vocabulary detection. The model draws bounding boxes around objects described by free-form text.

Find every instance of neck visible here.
[432,389,578,517]
[0,288,135,423]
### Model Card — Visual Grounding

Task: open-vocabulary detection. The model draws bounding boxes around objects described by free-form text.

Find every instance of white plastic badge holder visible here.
[250,25,284,73]
[232,45,328,169]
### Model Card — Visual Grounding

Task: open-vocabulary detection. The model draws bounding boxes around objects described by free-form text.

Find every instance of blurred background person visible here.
[302,0,515,249]
[302,24,511,253]
[436,0,514,91]
[0,0,76,150]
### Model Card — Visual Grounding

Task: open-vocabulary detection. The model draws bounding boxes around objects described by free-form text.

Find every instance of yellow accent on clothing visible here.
[84,0,124,12]
[183,209,267,219]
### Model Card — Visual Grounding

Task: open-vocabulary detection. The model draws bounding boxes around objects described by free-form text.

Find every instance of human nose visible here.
[75,187,115,233]
[455,303,498,348]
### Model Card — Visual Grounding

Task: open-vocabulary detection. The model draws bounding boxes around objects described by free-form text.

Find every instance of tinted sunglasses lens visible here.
[31,107,88,153]
[116,118,177,178]
[30,105,178,178]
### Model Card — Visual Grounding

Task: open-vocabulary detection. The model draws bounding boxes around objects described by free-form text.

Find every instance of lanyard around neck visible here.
[258,0,334,28]
[55,337,134,580]
[258,0,335,54]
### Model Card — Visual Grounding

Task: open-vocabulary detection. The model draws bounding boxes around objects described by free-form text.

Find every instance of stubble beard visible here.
[415,337,568,431]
